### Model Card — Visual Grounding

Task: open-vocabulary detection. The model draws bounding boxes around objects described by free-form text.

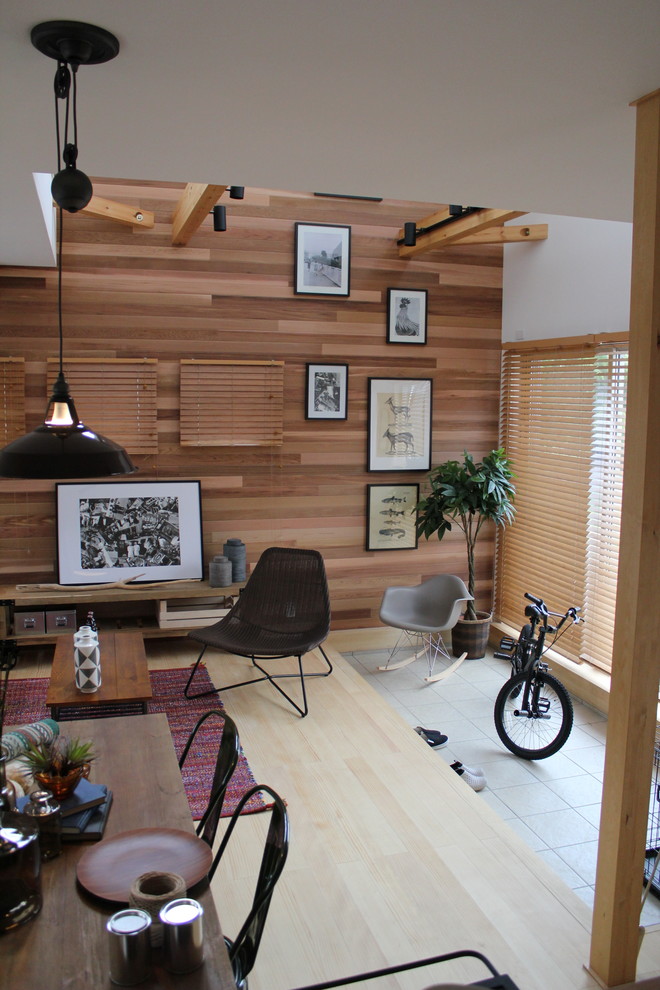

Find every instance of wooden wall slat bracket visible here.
[79,195,155,228]
[398,208,526,257]
[171,183,228,246]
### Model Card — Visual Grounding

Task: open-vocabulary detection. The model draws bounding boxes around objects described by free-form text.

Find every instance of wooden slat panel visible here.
[0,356,25,443]
[495,344,627,672]
[47,358,159,454]
[180,360,284,447]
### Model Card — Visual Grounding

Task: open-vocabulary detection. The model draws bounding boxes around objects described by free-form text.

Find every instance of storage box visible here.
[15,610,46,634]
[46,609,77,633]
[157,596,230,630]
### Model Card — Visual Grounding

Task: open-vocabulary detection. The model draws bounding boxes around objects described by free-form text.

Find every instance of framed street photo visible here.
[294,222,351,296]
[306,363,349,420]
[387,288,428,344]
[367,378,432,472]
[56,480,204,585]
[366,483,419,551]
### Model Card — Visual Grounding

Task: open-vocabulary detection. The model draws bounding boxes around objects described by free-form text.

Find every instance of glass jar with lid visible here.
[23,789,62,860]
[0,811,42,931]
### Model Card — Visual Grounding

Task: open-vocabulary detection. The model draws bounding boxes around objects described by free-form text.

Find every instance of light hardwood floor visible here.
[146,637,616,990]
[11,636,660,989]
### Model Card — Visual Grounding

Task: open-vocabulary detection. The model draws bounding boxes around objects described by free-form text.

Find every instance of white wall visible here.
[502,214,632,342]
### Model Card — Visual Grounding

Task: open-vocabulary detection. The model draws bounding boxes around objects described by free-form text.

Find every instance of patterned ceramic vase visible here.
[74,629,102,693]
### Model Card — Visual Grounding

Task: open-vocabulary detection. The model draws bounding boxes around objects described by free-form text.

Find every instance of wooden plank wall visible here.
[0,181,503,629]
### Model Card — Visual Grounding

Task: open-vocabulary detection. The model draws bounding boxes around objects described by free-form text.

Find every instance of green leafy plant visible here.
[20,735,95,776]
[416,448,515,621]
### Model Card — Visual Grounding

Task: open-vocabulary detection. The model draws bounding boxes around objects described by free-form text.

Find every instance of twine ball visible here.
[128,871,187,945]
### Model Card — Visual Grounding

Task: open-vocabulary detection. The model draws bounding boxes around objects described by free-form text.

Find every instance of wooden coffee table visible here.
[47,629,152,719]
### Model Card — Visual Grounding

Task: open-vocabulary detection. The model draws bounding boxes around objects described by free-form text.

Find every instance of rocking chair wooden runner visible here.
[378,574,473,683]
[184,547,333,718]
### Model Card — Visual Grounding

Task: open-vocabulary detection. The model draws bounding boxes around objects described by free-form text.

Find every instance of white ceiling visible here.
[2,0,659,267]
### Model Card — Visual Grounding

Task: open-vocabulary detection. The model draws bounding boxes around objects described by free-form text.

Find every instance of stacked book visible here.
[18,778,113,841]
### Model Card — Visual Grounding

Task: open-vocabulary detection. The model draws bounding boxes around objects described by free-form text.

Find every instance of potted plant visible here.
[415,448,515,659]
[20,734,95,801]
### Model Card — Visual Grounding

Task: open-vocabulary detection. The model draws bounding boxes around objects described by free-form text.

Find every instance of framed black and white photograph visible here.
[366,483,419,551]
[294,222,351,296]
[367,378,432,472]
[56,480,204,586]
[387,288,428,344]
[305,363,348,420]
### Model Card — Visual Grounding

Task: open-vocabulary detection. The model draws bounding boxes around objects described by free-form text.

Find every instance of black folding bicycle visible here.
[493,592,582,759]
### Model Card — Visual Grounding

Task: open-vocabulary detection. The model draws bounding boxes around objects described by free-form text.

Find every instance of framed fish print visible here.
[366,483,419,551]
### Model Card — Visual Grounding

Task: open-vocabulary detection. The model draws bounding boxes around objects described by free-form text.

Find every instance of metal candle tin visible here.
[107,908,152,985]
[159,897,205,973]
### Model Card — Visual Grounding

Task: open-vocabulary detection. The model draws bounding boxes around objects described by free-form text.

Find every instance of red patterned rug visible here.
[3,666,265,819]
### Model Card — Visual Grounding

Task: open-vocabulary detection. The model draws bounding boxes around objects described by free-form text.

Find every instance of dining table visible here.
[1,713,236,990]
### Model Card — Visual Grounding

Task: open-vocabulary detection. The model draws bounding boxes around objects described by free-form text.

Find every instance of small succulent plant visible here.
[20,735,95,776]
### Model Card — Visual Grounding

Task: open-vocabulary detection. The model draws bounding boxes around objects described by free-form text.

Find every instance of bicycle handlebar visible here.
[523,593,582,629]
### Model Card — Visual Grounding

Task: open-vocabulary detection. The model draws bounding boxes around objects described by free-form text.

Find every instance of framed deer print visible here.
[367,378,432,471]
[366,483,419,551]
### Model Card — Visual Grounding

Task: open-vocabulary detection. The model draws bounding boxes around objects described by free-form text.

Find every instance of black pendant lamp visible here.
[0,21,136,479]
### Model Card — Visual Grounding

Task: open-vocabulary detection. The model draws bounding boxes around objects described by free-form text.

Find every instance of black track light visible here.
[213,205,227,231]
[229,186,245,200]
[403,222,417,247]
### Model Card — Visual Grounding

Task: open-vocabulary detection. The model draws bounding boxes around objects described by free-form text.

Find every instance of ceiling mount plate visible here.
[31,20,120,66]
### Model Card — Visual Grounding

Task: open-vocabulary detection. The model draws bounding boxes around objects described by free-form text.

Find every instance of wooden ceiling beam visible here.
[398,208,526,258]
[172,183,227,246]
[79,195,155,228]
[454,223,548,245]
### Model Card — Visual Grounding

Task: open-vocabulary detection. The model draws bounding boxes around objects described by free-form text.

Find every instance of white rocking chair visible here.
[378,574,473,683]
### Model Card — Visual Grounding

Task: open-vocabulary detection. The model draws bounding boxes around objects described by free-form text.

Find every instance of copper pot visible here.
[34,763,90,801]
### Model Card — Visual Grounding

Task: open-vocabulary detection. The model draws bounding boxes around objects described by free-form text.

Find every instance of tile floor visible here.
[345,643,660,927]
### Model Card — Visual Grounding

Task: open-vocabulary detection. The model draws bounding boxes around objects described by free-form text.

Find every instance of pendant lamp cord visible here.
[52,58,76,378]
[57,207,64,375]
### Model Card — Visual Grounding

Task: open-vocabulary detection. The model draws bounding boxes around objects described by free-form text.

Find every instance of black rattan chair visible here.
[287,949,521,989]
[210,784,289,989]
[184,547,332,717]
[178,709,240,847]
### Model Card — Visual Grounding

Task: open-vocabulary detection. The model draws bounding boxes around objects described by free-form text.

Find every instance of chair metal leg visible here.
[378,629,457,680]
[187,646,333,717]
[184,645,221,699]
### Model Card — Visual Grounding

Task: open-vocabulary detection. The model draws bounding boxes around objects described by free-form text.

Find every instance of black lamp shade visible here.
[51,166,93,213]
[0,424,137,479]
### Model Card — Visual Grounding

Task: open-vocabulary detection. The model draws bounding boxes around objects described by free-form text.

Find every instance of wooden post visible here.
[589,88,660,987]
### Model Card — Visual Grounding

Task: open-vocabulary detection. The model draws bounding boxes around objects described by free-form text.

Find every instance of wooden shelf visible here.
[0,579,243,644]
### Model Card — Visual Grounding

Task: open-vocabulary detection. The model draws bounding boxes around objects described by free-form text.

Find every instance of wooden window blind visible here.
[179,360,284,447]
[496,340,628,672]
[47,358,159,455]
[0,357,26,444]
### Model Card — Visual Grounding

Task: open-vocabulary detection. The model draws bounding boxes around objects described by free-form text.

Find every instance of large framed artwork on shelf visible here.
[366,483,419,551]
[56,481,204,586]
[367,378,432,472]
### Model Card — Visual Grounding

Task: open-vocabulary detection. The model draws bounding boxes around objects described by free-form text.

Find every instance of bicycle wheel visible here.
[494,670,573,759]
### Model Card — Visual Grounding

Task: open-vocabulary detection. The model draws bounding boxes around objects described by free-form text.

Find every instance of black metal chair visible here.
[184,547,333,717]
[210,784,289,989]
[287,949,521,989]
[178,709,240,847]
